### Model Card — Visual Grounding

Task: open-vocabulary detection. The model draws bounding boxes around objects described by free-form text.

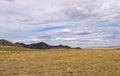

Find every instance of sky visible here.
[0,0,120,48]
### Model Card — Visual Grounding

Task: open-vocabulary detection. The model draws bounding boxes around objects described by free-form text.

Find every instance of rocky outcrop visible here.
[0,39,14,46]
[0,39,73,49]
[28,42,51,49]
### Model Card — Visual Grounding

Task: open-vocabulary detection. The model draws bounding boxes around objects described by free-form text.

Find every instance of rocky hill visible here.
[15,42,71,49]
[0,39,14,46]
[0,39,72,49]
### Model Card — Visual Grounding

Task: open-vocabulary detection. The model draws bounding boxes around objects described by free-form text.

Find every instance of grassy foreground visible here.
[0,46,120,76]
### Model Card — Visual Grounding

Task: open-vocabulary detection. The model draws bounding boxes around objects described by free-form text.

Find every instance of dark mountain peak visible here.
[29,42,50,49]
[0,39,73,49]
[0,39,14,46]
[57,44,71,48]
[15,42,25,45]
[35,42,48,46]
[0,39,9,42]
[14,42,27,47]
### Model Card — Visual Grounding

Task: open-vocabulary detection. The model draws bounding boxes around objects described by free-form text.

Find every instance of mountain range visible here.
[0,39,75,49]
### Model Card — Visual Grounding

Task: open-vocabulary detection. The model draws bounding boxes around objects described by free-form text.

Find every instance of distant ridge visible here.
[0,39,74,49]
[15,42,71,49]
[0,39,14,46]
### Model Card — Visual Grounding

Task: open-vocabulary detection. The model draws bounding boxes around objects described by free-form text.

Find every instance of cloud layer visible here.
[65,0,120,23]
[0,0,120,48]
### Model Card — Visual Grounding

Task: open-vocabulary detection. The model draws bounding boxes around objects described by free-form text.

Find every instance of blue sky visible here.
[0,0,120,48]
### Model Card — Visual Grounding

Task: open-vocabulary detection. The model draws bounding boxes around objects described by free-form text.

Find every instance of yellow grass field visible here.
[0,46,120,76]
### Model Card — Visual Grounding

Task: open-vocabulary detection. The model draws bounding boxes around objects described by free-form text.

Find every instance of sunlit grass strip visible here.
[0,46,120,76]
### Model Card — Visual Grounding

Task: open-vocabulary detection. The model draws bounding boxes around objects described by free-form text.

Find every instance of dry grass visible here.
[0,46,120,76]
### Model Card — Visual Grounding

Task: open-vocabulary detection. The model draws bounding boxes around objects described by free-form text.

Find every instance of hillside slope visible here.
[0,39,72,49]
[0,39,14,46]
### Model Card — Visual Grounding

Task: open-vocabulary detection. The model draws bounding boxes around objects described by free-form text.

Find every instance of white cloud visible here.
[0,0,119,30]
[0,0,120,48]
[55,37,79,41]
[64,0,120,23]
[60,29,71,33]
